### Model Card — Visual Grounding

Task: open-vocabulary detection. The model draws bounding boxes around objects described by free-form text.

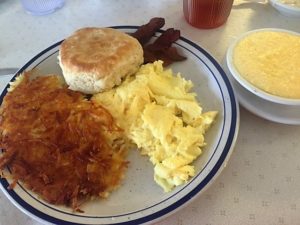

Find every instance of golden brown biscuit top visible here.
[59,27,142,78]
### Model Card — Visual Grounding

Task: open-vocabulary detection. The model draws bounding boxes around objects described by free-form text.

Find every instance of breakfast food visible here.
[0,73,128,211]
[131,17,166,45]
[59,27,144,94]
[233,30,300,99]
[59,20,186,95]
[132,18,187,66]
[142,28,187,66]
[0,22,217,212]
[92,61,217,192]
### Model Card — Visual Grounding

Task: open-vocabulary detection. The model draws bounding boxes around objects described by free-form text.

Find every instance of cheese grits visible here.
[233,30,300,99]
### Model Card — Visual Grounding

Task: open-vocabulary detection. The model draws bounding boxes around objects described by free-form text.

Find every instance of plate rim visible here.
[0,25,239,225]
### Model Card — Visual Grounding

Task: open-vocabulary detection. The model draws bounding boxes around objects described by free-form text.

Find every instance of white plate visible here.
[0,26,239,225]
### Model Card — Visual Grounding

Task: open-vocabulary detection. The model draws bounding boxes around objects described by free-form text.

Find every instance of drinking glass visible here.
[183,0,234,29]
[20,0,65,16]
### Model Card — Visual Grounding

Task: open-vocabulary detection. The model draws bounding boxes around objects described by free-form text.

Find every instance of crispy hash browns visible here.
[0,73,128,211]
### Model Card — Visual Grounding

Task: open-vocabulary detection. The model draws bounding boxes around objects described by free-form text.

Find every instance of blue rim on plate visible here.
[0,26,239,225]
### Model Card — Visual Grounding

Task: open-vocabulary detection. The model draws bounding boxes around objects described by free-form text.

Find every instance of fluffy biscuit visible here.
[59,27,143,94]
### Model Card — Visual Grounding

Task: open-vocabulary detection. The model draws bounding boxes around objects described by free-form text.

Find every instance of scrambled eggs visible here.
[92,61,217,192]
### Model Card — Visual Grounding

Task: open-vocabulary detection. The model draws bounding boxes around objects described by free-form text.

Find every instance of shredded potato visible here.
[0,73,128,211]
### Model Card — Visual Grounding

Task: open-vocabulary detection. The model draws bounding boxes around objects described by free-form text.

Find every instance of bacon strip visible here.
[132,18,187,66]
[131,17,165,45]
[143,28,187,66]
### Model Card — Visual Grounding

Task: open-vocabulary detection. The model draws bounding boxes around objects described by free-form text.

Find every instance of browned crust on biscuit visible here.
[60,27,142,79]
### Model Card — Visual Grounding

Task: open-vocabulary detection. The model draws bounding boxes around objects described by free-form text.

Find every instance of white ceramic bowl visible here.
[269,0,300,17]
[227,28,300,106]
[226,28,300,124]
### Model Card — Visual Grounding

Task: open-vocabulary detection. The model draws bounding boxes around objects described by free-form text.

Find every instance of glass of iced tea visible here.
[183,0,234,29]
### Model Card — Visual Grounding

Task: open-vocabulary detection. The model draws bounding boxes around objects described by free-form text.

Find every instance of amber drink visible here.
[183,0,234,29]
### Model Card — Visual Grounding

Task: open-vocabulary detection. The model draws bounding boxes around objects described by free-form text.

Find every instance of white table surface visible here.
[1,0,300,224]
